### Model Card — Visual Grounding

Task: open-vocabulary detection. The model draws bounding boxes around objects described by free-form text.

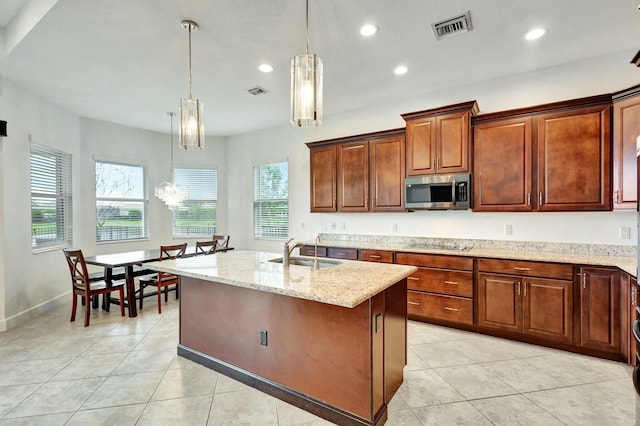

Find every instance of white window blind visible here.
[30,144,73,251]
[95,161,147,242]
[172,168,217,237]
[253,161,288,239]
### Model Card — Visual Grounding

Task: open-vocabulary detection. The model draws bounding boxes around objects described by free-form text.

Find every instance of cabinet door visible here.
[613,96,640,210]
[580,267,622,354]
[437,111,471,173]
[473,117,533,211]
[337,142,369,211]
[629,276,637,366]
[477,273,522,333]
[523,277,573,343]
[309,145,337,212]
[537,105,611,211]
[370,135,405,211]
[406,117,436,176]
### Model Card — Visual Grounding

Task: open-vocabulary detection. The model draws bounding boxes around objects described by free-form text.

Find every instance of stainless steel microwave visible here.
[405,174,471,210]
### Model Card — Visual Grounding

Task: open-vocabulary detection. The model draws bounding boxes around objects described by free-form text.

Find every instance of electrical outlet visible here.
[392,223,398,232]
[340,222,346,231]
[504,224,513,235]
[260,329,268,346]
[300,222,305,229]
[620,226,631,239]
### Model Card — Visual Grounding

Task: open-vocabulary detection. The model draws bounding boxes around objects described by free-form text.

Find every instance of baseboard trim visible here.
[0,291,69,331]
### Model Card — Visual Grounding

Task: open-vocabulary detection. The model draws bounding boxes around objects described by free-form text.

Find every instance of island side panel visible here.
[179,276,376,420]
[384,278,408,402]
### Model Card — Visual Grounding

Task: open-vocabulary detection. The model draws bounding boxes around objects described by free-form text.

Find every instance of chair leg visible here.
[70,293,77,323]
[164,285,168,302]
[157,286,162,314]
[104,293,111,312]
[84,297,91,327]
[139,281,144,309]
[118,288,125,317]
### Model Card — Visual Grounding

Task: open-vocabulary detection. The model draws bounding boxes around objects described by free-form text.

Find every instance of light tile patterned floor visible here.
[0,298,635,425]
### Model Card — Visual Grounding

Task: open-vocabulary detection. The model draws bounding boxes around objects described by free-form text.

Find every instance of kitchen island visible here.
[146,250,417,426]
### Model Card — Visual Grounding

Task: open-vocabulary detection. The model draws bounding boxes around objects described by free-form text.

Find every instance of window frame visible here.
[253,160,289,240]
[171,167,218,238]
[30,143,73,253]
[95,159,148,243]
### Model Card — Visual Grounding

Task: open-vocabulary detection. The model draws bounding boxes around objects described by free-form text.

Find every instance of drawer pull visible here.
[338,252,347,256]
[444,307,459,312]
[369,255,381,259]
[444,281,458,285]
[407,277,420,281]
[514,267,531,271]
[408,301,420,306]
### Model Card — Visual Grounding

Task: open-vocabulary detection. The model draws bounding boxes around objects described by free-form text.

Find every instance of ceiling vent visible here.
[431,11,473,40]
[247,86,269,96]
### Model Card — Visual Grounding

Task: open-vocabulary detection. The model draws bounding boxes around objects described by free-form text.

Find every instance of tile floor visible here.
[0,298,635,425]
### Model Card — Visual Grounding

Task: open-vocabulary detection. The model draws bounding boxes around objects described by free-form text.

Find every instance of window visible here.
[95,161,147,242]
[172,168,217,237]
[30,144,73,251]
[253,161,288,239]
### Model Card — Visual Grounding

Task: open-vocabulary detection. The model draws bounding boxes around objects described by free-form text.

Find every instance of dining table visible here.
[83,245,234,317]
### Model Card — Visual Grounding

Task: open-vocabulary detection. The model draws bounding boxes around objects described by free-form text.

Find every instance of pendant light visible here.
[291,0,323,127]
[178,20,205,150]
[155,112,187,210]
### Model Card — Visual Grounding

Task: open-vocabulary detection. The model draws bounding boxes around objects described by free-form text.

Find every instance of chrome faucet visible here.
[313,234,320,269]
[283,238,304,267]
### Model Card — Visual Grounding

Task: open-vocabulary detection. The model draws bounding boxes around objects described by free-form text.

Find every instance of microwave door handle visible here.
[451,179,456,206]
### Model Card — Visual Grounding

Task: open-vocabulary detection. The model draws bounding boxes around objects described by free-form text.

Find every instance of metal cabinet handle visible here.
[582,273,587,289]
[517,282,521,296]
[408,301,420,306]
[444,281,459,285]
[527,192,531,206]
[444,307,459,312]
[514,267,531,271]
[369,255,381,259]
[633,287,637,306]
[539,192,543,206]
[407,276,420,281]
[524,282,527,297]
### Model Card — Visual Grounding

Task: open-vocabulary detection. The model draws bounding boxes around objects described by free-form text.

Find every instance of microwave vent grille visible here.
[431,11,473,40]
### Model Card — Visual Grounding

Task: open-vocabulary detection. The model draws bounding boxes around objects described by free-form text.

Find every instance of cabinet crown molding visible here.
[401,100,479,122]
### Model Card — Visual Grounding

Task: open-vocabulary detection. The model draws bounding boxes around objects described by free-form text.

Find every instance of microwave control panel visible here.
[456,181,468,202]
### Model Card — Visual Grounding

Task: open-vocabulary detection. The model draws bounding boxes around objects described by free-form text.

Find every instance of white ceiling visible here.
[0,0,639,136]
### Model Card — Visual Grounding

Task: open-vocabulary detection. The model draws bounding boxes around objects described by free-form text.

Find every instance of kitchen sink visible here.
[268,257,342,268]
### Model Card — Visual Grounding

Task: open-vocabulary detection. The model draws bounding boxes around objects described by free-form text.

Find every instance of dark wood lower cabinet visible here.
[579,267,623,357]
[523,277,573,343]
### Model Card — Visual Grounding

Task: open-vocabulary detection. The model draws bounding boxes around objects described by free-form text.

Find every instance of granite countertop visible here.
[145,250,417,308]
[306,235,638,276]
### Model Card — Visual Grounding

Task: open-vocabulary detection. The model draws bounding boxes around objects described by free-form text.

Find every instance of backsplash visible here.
[318,233,637,257]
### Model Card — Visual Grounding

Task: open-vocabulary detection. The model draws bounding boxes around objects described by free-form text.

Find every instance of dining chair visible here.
[63,248,126,327]
[195,240,218,255]
[138,243,187,314]
[212,234,230,251]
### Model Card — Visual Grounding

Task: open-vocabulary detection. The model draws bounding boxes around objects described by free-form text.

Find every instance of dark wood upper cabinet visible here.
[612,85,640,210]
[473,117,533,211]
[307,129,406,213]
[402,101,478,176]
[537,105,611,211]
[337,142,369,212]
[369,135,405,211]
[309,145,337,212]
[472,95,612,212]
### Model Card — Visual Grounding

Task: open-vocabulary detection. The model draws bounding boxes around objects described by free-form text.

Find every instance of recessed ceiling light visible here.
[525,28,545,41]
[394,65,408,75]
[258,64,274,73]
[359,24,378,37]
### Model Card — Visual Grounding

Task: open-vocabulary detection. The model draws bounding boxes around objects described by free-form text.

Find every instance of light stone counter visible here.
[145,250,417,308]
[308,234,638,276]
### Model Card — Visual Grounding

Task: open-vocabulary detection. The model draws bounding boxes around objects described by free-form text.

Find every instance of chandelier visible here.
[155,112,187,210]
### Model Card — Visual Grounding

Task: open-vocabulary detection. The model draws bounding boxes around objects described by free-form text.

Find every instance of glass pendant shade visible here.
[290,53,323,127]
[154,181,187,211]
[178,97,204,150]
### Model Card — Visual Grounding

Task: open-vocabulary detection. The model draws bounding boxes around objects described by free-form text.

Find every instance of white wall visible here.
[0,78,227,330]
[227,50,640,253]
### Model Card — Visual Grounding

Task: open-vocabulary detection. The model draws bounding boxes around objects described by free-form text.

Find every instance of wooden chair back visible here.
[64,249,90,290]
[159,243,187,261]
[212,234,230,250]
[195,240,218,255]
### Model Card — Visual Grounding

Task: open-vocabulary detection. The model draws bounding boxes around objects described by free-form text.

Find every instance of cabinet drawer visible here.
[407,291,473,325]
[327,247,358,260]
[478,258,573,280]
[396,252,473,271]
[358,249,394,263]
[300,245,327,257]
[407,268,473,297]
